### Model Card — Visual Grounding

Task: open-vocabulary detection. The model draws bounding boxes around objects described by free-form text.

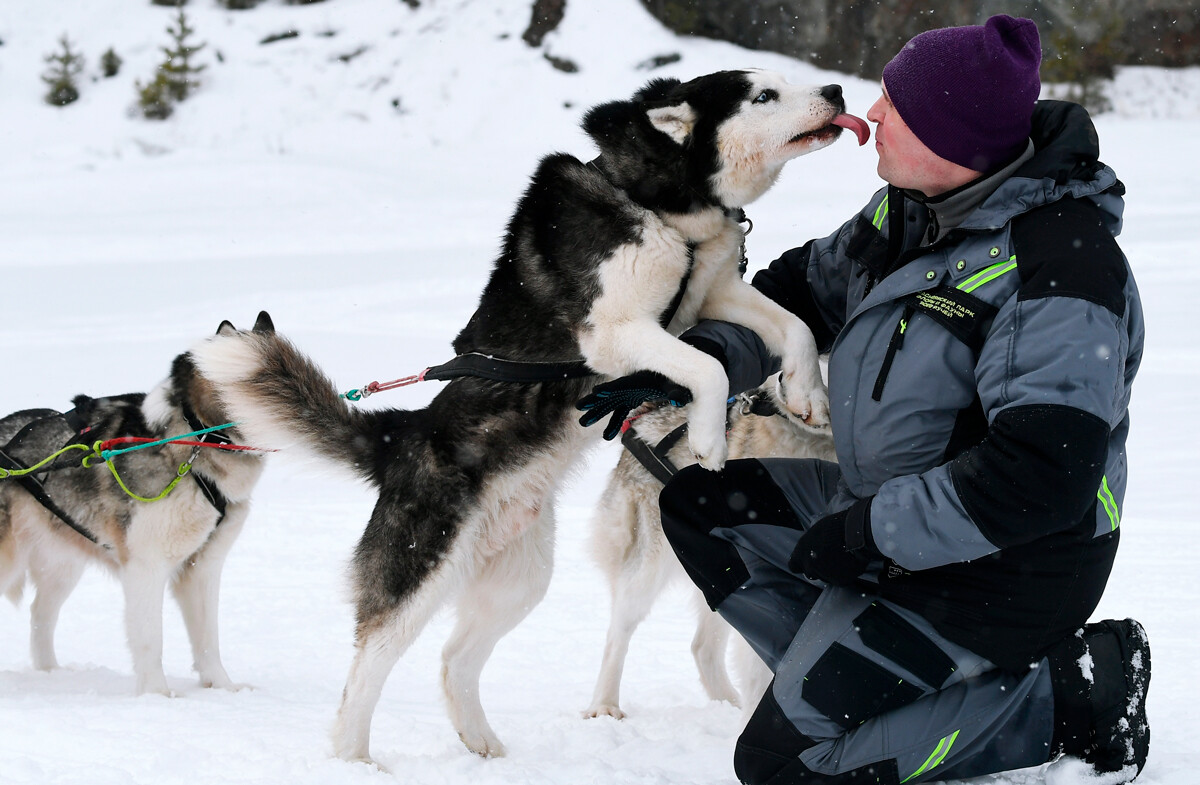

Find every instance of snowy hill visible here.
[1,2,1199,784]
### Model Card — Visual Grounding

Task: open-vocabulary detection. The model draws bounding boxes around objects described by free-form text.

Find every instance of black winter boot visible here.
[1047,618,1151,782]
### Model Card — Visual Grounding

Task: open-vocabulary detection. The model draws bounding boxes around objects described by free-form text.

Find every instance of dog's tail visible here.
[192,329,390,486]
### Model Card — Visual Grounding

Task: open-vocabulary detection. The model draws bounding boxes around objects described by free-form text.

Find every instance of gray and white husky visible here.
[584,376,836,721]
[0,314,271,695]
[193,70,865,762]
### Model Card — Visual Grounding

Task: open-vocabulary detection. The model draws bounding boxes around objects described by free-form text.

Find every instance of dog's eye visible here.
[753,89,779,104]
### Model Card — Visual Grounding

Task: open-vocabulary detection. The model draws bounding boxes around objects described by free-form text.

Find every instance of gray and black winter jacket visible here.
[689,101,1144,671]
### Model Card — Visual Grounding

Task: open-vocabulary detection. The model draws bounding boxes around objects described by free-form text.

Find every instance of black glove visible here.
[788,497,878,586]
[576,370,693,441]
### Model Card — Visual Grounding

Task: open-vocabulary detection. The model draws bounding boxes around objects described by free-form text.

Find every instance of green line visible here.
[957,256,1017,293]
[929,730,960,770]
[873,194,890,229]
[1098,475,1121,530]
[901,730,960,783]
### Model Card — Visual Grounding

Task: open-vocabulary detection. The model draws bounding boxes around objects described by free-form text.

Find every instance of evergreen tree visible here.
[100,47,123,78]
[136,6,207,119]
[136,74,174,120]
[160,7,207,102]
[42,34,85,107]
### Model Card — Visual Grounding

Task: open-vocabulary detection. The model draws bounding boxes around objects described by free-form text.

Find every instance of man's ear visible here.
[647,102,697,145]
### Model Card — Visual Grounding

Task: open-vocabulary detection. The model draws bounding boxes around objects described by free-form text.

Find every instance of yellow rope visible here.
[103,457,193,503]
[2,440,191,503]
[0,442,96,478]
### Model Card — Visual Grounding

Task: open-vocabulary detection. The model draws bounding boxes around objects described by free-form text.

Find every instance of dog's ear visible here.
[253,311,275,334]
[634,77,696,145]
[646,102,697,145]
[633,77,683,103]
[216,320,237,336]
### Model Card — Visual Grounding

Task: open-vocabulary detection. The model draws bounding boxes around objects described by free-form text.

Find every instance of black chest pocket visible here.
[871,286,999,402]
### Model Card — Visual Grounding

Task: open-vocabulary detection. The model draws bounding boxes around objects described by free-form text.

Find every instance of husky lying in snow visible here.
[584,375,835,720]
[0,314,271,695]
[194,70,867,762]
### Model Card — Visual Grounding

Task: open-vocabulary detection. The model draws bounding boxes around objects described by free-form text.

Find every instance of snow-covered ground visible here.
[1,1,1198,783]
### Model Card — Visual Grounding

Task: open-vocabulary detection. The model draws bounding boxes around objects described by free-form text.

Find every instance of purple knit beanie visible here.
[882,15,1042,172]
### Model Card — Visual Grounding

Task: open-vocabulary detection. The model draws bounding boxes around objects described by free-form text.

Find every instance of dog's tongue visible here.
[832,113,870,146]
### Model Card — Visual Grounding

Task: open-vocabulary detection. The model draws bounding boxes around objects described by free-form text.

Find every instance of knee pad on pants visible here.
[735,685,900,784]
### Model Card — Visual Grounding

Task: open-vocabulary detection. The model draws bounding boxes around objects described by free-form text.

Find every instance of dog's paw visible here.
[459,730,507,758]
[687,422,729,471]
[136,673,176,697]
[777,372,830,429]
[583,703,626,720]
[334,753,389,772]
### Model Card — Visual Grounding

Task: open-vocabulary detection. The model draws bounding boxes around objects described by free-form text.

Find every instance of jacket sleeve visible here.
[867,200,1138,569]
[681,190,888,395]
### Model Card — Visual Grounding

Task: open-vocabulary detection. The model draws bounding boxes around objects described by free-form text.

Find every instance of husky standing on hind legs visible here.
[195,69,868,763]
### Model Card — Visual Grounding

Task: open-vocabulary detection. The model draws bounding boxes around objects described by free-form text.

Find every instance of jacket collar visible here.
[905,141,1035,244]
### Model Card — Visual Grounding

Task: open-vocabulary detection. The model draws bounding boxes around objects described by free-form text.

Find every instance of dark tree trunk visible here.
[523,0,568,47]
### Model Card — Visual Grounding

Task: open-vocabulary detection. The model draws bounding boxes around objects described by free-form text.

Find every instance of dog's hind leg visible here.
[585,495,673,719]
[332,541,467,763]
[26,545,85,671]
[441,500,555,757]
[172,509,248,690]
[689,587,739,706]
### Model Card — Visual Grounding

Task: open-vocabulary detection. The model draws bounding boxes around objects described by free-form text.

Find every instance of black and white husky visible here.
[194,70,866,762]
[0,314,272,695]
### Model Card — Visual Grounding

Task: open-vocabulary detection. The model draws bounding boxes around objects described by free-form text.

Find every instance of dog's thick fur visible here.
[194,70,852,762]
[584,376,835,720]
[0,314,271,695]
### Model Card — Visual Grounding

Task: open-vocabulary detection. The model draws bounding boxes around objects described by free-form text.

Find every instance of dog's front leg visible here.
[699,279,829,427]
[172,509,248,690]
[581,320,730,470]
[121,558,174,695]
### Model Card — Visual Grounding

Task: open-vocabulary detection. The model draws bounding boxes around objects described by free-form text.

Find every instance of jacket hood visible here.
[959,100,1125,235]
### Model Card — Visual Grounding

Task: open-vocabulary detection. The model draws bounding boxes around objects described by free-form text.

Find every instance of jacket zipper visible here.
[872,304,915,401]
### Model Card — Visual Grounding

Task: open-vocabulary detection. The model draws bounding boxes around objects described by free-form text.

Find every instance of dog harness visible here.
[620,391,782,485]
[0,401,233,545]
[180,403,230,524]
[0,432,102,545]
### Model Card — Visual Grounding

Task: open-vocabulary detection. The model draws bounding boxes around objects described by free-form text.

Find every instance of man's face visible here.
[866,86,981,197]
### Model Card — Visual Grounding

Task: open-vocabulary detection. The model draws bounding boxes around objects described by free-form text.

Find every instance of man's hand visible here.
[576,370,693,441]
[788,498,877,586]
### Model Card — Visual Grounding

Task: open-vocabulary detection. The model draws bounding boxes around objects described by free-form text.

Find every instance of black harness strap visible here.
[659,243,696,329]
[423,352,594,384]
[620,422,688,485]
[620,391,781,485]
[181,404,230,524]
[0,444,102,545]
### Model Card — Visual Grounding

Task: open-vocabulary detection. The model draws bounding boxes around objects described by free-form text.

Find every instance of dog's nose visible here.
[820,84,843,103]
